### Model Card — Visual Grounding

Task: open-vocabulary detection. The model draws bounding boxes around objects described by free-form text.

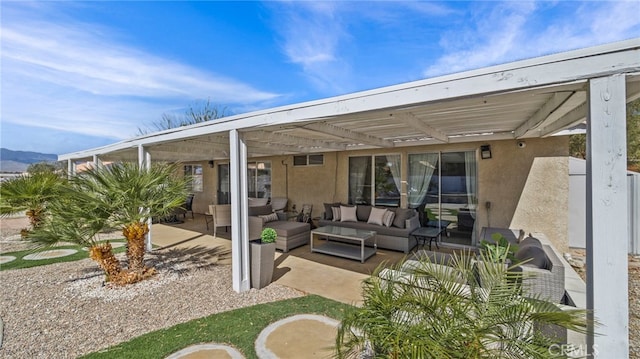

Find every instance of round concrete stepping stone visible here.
[255,314,340,359]
[0,256,16,264]
[23,249,77,260]
[165,343,245,359]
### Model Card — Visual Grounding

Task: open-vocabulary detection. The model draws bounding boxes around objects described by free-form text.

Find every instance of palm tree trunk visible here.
[123,221,149,273]
[22,206,44,237]
[88,242,122,281]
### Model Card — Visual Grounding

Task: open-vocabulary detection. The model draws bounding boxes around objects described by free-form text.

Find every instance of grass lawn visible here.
[0,240,127,271]
[80,294,352,359]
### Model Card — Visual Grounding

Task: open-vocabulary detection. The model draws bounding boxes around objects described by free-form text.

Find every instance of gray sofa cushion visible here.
[515,245,549,269]
[356,205,372,222]
[268,220,310,237]
[393,208,415,229]
[249,205,273,216]
[519,236,542,248]
[318,218,414,237]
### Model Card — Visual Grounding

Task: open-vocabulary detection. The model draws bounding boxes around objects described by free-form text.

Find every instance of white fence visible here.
[569,158,640,254]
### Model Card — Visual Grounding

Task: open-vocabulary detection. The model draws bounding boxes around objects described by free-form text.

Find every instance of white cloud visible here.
[270,1,459,94]
[0,3,281,142]
[272,2,352,94]
[423,1,640,78]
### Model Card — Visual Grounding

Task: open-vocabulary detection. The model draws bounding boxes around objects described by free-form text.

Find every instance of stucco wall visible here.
[208,136,570,249]
[477,137,569,252]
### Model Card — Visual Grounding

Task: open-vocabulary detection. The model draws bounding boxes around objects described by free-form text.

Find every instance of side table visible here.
[411,226,446,251]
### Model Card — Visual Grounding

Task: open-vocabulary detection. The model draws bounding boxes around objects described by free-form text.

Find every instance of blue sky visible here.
[1,1,639,155]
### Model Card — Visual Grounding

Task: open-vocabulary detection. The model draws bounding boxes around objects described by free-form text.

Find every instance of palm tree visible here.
[28,162,188,285]
[74,162,189,280]
[0,171,65,235]
[28,184,123,281]
[336,250,589,358]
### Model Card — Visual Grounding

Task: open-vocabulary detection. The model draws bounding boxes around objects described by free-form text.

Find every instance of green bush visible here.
[260,227,277,243]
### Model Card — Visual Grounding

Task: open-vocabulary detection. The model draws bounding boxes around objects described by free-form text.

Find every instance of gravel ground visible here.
[2,217,640,357]
[0,217,304,358]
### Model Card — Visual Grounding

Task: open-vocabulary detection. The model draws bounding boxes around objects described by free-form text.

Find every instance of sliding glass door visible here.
[408,151,478,247]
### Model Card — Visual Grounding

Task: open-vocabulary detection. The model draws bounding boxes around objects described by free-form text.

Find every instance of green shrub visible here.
[260,227,277,243]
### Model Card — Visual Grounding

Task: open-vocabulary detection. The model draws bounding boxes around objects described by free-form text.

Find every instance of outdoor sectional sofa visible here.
[317,203,421,253]
[248,204,310,253]
[410,232,566,303]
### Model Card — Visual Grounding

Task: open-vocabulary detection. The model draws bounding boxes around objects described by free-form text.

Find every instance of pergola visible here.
[60,38,640,356]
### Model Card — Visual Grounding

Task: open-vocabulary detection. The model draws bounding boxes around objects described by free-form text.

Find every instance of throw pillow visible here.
[515,245,549,269]
[259,212,279,223]
[392,208,414,228]
[356,205,372,222]
[367,207,387,226]
[331,206,342,221]
[324,202,340,220]
[340,205,358,222]
[382,209,395,227]
[519,236,542,248]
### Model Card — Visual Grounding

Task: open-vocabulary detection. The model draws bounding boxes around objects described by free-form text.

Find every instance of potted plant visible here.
[480,232,519,264]
[250,227,277,289]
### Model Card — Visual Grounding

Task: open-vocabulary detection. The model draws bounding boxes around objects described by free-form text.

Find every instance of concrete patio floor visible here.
[150,214,408,305]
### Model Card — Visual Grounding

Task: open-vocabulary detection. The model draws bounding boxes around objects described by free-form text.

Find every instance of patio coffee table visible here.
[310,225,377,263]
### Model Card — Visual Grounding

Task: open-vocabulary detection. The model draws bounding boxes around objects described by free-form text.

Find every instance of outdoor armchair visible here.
[206,204,232,237]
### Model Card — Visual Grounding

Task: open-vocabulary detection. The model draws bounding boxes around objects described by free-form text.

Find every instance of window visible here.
[248,161,271,199]
[218,164,230,204]
[217,161,271,204]
[348,155,401,207]
[293,154,324,166]
[184,164,203,192]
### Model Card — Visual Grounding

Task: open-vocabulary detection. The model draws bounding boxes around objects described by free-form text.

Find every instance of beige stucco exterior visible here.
[478,137,570,253]
[187,136,569,251]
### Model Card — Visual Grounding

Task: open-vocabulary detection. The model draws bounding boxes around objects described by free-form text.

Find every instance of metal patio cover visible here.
[59,39,640,164]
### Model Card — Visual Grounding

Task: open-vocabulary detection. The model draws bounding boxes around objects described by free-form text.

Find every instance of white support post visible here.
[586,74,628,357]
[138,145,154,252]
[67,159,74,178]
[230,129,251,292]
[92,154,100,170]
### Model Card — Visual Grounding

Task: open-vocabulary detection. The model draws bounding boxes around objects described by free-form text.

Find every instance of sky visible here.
[1,1,639,156]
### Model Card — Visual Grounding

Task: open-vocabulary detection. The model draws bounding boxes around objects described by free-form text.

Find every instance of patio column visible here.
[138,145,153,252]
[92,154,101,169]
[67,159,75,177]
[586,74,628,357]
[230,129,251,292]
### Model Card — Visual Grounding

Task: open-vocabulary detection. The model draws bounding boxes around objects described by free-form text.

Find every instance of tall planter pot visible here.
[250,240,276,289]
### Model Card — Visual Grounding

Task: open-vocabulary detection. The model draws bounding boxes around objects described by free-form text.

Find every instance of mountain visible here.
[0,148,58,173]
